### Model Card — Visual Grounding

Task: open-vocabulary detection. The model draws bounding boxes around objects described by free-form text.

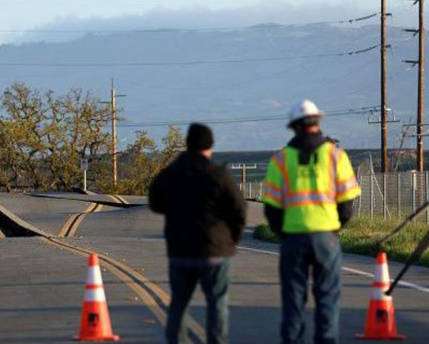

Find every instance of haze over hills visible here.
[0,23,424,151]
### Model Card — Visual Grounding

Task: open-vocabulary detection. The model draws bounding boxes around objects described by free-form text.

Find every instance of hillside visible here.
[0,24,422,150]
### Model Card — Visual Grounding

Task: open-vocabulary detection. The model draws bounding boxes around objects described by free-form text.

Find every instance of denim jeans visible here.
[280,232,341,344]
[166,260,230,344]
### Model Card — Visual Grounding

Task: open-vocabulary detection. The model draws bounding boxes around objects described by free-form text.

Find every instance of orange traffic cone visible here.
[356,252,405,341]
[75,254,120,342]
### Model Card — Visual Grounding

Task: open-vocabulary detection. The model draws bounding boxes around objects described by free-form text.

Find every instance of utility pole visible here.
[231,163,257,198]
[111,79,118,188]
[403,0,425,172]
[417,0,425,172]
[103,79,126,189]
[381,0,388,173]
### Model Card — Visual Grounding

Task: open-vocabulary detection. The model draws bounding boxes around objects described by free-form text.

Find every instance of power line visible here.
[116,106,378,128]
[0,13,380,35]
[118,33,378,94]
[122,61,305,93]
[323,66,409,108]
[121,55,379,116]
[0,43,380,68]
[279,55,378,104]
[140,48,379,94]
[114,28,378,92]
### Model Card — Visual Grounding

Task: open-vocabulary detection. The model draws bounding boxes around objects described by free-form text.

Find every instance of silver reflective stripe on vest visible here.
[285,192,335,206]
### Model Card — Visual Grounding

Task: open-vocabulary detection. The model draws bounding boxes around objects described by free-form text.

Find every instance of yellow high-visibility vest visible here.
[263,141,361,234]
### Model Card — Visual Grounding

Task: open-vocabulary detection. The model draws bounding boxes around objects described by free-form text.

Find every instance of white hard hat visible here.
[287,99,324,128]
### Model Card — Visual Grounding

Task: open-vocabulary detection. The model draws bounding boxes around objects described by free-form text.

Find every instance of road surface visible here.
[0,192,428,343]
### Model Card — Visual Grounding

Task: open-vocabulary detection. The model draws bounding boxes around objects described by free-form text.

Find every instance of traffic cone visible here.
[356,252,405,341]
[75,254,120,341]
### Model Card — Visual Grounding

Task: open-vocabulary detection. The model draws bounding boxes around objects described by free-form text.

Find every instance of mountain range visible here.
[0,24,424,151]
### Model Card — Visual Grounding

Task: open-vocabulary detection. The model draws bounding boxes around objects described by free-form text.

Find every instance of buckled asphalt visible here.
[0,193,428,343]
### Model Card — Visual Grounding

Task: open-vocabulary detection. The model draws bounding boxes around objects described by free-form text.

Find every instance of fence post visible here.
[259,182,263,200]
[412,172,416,215]
[358,176,362,217]
[397,173,401,217]
[425,172,429,224]
[370,174,374,218]
[249,183,252,199]
[383,174,387,220]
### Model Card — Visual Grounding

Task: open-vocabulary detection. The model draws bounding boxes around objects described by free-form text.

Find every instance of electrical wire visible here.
[115,106,378,128]
[280,55,378,105]
[0,44,380,67]
[115,54,378,117]
[125,61,306,93]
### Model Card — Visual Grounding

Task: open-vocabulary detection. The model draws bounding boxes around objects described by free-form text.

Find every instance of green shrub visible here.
[253,222,280,243]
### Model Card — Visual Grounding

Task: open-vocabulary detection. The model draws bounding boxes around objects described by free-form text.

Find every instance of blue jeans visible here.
[166,260,230,344]
[280,232,341,344]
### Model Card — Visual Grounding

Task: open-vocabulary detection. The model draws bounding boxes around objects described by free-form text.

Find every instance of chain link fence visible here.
[238,182,264,200]
[237,172,429,223]
[355,172,429,222]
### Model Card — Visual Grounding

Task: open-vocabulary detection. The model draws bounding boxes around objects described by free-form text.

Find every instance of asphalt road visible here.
[0,192,428,343]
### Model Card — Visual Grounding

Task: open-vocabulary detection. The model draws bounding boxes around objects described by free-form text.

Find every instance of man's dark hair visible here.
[186,123,214,152]
[290,116,321,132]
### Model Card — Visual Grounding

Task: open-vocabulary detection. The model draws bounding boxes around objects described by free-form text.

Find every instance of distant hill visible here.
[0,24,423,150]
[213,150,274,165]
[215,149,426,181]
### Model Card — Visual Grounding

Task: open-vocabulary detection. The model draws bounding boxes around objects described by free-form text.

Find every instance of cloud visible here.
[5,1,412,45]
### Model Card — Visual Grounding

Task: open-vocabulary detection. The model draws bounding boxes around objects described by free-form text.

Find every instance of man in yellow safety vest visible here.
[263,99,361,344]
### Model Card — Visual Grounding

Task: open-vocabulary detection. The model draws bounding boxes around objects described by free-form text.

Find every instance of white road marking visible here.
[112,238,429,294]
[341,266,373,278]
[238,246,279,256]
[396,280,429,294]
[237,246,429,295]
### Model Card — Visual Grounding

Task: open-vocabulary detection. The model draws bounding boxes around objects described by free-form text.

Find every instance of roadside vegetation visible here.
[0,83,185,194]
[253,217,429,266]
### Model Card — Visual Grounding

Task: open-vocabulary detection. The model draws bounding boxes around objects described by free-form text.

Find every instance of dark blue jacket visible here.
[149,151,246,258]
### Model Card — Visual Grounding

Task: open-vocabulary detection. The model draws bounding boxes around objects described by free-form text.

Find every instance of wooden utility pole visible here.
[417,0,425,172]
[102,79,127,189]
[231,163,257,198]
[111,79,118,188]
[241,165,247,197]
[381,0,388,173]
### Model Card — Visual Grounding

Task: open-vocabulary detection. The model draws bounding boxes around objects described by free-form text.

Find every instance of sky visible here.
[0,0,421,44]
[0,0,425,151]
[0,0,376,24]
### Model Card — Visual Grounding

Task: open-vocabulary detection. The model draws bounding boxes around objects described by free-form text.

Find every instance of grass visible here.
[253,217,429,267]
[253,223,281,243]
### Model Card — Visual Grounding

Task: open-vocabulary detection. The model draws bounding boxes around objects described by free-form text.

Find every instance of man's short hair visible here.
[186,123,214,152]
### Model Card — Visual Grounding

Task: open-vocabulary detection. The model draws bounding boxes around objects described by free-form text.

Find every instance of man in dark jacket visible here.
[149,123,246,344]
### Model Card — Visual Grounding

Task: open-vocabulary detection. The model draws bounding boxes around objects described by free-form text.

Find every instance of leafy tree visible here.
[159,126,186,169]
[0,83,186,194]
[112,127,185,195]
[0,84,111,190]
[1,83,50,189]
[110,130,157,194]
[60,89,111,189]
